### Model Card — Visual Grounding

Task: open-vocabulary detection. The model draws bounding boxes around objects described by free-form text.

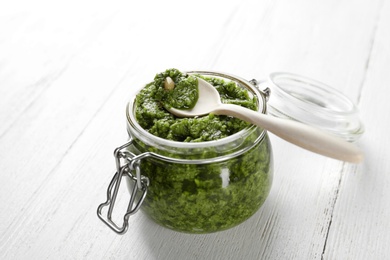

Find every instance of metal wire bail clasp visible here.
[249,78,271,102]
[97,138,150,234]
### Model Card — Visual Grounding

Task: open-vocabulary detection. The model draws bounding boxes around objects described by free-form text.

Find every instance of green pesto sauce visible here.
[132,69,272,233]
[155,68,199,109]
[138,135,273,233]
[135,68,258,142]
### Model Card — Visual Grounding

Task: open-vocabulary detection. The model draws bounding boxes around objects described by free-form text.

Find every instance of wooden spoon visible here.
[168,77,363,163]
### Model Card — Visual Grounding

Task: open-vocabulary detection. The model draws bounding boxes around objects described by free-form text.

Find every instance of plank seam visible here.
[356,0,385,105]
[321,164,344,260]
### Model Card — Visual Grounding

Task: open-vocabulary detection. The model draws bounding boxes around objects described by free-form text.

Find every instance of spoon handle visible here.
[213,104,363,163]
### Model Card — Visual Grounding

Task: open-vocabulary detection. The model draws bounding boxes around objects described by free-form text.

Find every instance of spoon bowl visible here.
[168,78,223,117]
[168,77,363,163]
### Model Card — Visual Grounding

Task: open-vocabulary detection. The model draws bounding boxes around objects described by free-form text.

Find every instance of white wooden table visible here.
[1,0,389,259]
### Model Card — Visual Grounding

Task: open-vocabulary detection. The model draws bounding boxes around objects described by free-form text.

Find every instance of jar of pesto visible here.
[97,71,273,234]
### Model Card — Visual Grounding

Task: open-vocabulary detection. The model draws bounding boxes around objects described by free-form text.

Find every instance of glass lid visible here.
[263,72,364,142]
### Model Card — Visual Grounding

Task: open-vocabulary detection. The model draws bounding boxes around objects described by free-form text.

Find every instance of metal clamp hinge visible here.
[250,78,271,101]
[97,139,150,234]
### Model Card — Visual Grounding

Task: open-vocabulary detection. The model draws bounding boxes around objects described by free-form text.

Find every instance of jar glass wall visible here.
[125,72,273,233]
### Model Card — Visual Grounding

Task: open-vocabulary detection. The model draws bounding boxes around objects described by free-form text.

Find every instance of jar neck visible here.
[126,71,269,160]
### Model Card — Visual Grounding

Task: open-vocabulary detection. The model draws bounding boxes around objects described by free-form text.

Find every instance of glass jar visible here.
[97,71,273,234]
[97,70,363,234]
[263,72,364,142]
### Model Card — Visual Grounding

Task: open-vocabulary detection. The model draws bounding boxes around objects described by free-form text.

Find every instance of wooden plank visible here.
[200,0,382,259]
[0,0,387,259]
[323,0,390,258]
[0,4,120,137]
[88,1,382,259]
[0,2,244,258]
[0,7,139,251]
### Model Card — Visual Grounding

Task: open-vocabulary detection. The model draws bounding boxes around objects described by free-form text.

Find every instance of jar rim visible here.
[126,71,267,150]
[266,72,364,141]
[269,72,357,115]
